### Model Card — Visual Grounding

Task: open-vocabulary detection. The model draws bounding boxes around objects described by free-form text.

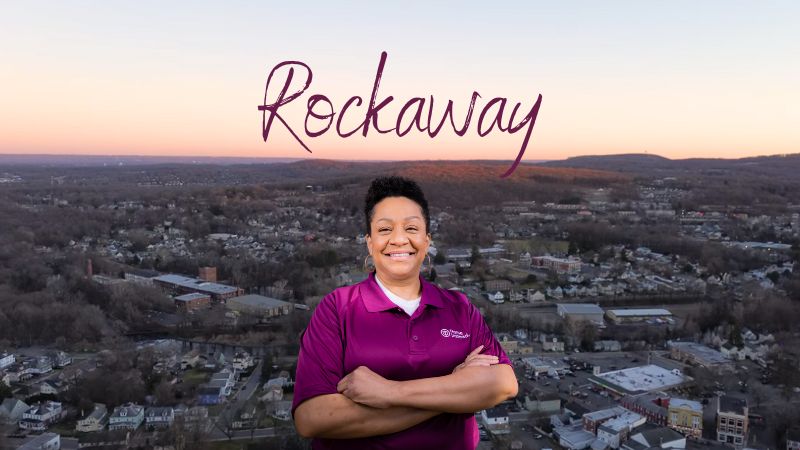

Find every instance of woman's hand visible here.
[452,345,499,373]
[337,366,398,409]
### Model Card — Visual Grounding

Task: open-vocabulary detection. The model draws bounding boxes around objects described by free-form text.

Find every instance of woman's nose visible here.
[389,228,409,245]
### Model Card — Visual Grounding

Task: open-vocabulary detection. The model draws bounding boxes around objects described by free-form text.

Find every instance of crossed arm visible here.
[294,347,518,439]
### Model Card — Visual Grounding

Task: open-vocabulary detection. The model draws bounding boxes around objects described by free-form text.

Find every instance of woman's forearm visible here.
[294,393,440,439]
[392,364,518,413]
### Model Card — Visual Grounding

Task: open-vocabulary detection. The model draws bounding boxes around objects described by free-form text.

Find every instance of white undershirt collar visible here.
[374,274,421,316]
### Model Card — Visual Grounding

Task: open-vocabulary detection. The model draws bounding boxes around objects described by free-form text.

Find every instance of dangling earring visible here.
[363,254,374,273]
[426,254,433,277]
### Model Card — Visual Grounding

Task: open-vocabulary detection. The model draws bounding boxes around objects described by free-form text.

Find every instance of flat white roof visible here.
[592,365,687,395]
[557,303,604,315]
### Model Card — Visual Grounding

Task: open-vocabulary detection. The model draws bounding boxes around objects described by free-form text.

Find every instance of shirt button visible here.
[412,335,419,341]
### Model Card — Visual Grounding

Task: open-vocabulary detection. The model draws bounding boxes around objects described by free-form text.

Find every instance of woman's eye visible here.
[378,228,390,233]
[406,227,418,232]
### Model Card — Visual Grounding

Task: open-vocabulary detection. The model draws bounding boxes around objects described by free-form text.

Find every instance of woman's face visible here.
[366,196,430,282]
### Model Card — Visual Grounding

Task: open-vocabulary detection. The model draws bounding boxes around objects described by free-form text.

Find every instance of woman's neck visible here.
[375,272,421,300]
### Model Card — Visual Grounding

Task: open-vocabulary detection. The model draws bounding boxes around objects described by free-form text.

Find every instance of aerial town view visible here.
[4,1,800,449]
[0,155,799,449]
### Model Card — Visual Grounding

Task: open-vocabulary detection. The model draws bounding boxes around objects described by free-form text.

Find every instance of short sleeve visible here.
[466,300,511,366]
[291,294,345,416]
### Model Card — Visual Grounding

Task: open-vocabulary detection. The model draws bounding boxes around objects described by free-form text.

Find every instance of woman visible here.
[292,176,518,449]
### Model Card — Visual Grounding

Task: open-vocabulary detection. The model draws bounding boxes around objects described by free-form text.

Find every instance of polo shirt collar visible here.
[360,272,444,313]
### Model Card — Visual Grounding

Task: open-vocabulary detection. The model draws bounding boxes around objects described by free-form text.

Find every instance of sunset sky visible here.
[2,1,798,162]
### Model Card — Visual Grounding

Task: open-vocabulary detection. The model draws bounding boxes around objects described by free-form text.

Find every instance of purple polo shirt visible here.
[292,272,511,450]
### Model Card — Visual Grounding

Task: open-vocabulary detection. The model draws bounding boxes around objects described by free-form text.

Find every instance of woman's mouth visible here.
[384,251,416,260]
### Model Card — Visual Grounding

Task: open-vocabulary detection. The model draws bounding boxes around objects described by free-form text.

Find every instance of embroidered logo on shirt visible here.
[440,328,470,339]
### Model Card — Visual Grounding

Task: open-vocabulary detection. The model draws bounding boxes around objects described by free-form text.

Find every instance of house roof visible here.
[110,403,143,418]
[80,404,107,421]
[146,407,174,417]
[0,398,30,417]
[483,405,508,418]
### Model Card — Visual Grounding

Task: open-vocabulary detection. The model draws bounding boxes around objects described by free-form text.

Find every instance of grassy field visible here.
[183,369,210,385]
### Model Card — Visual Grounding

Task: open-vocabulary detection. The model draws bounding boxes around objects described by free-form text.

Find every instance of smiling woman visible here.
[291,176,518,450]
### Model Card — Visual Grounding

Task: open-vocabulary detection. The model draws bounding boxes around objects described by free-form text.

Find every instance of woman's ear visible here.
[365,234,373,256]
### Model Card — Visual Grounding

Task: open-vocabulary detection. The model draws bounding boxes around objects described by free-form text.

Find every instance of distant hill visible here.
[543,153,800,179]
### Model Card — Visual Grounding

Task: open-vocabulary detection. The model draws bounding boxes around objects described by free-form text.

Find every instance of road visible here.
[208,360,264,440]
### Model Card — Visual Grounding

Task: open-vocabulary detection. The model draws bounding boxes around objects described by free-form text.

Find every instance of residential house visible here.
[0,351,15,369]
[270,400,292,421]
[197,386,226,405]
[0,398,29,424]
[668,398,702,438]
[145,406,174,429]
[76,403,108,433]
[108,403,145,431]
[480,405,510,435]
[523,389,560,414]
[232,352,255,371]
[486,291,504,304]
[19,401,63,431]
[52,351,72,368]
[540,334,565,352]
[717,396,748,448]
[528,290,546,303]
[261,384,283,402]
[38,380,65,396]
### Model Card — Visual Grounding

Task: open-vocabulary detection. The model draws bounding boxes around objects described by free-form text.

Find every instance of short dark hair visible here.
[364,176,430,236]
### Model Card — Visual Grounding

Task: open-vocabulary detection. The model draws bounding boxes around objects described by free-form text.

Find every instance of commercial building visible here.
[557,303,605,325]
[532,255,582,274]
[226,294,293,319]
[717,396,748,449]
[174,292,211,312]
[153,274,243,302]
[668,398,703,438]
[621,394,669,426]
[589,365,688,397]
[606,309,673,324]
[668,341,730,370]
